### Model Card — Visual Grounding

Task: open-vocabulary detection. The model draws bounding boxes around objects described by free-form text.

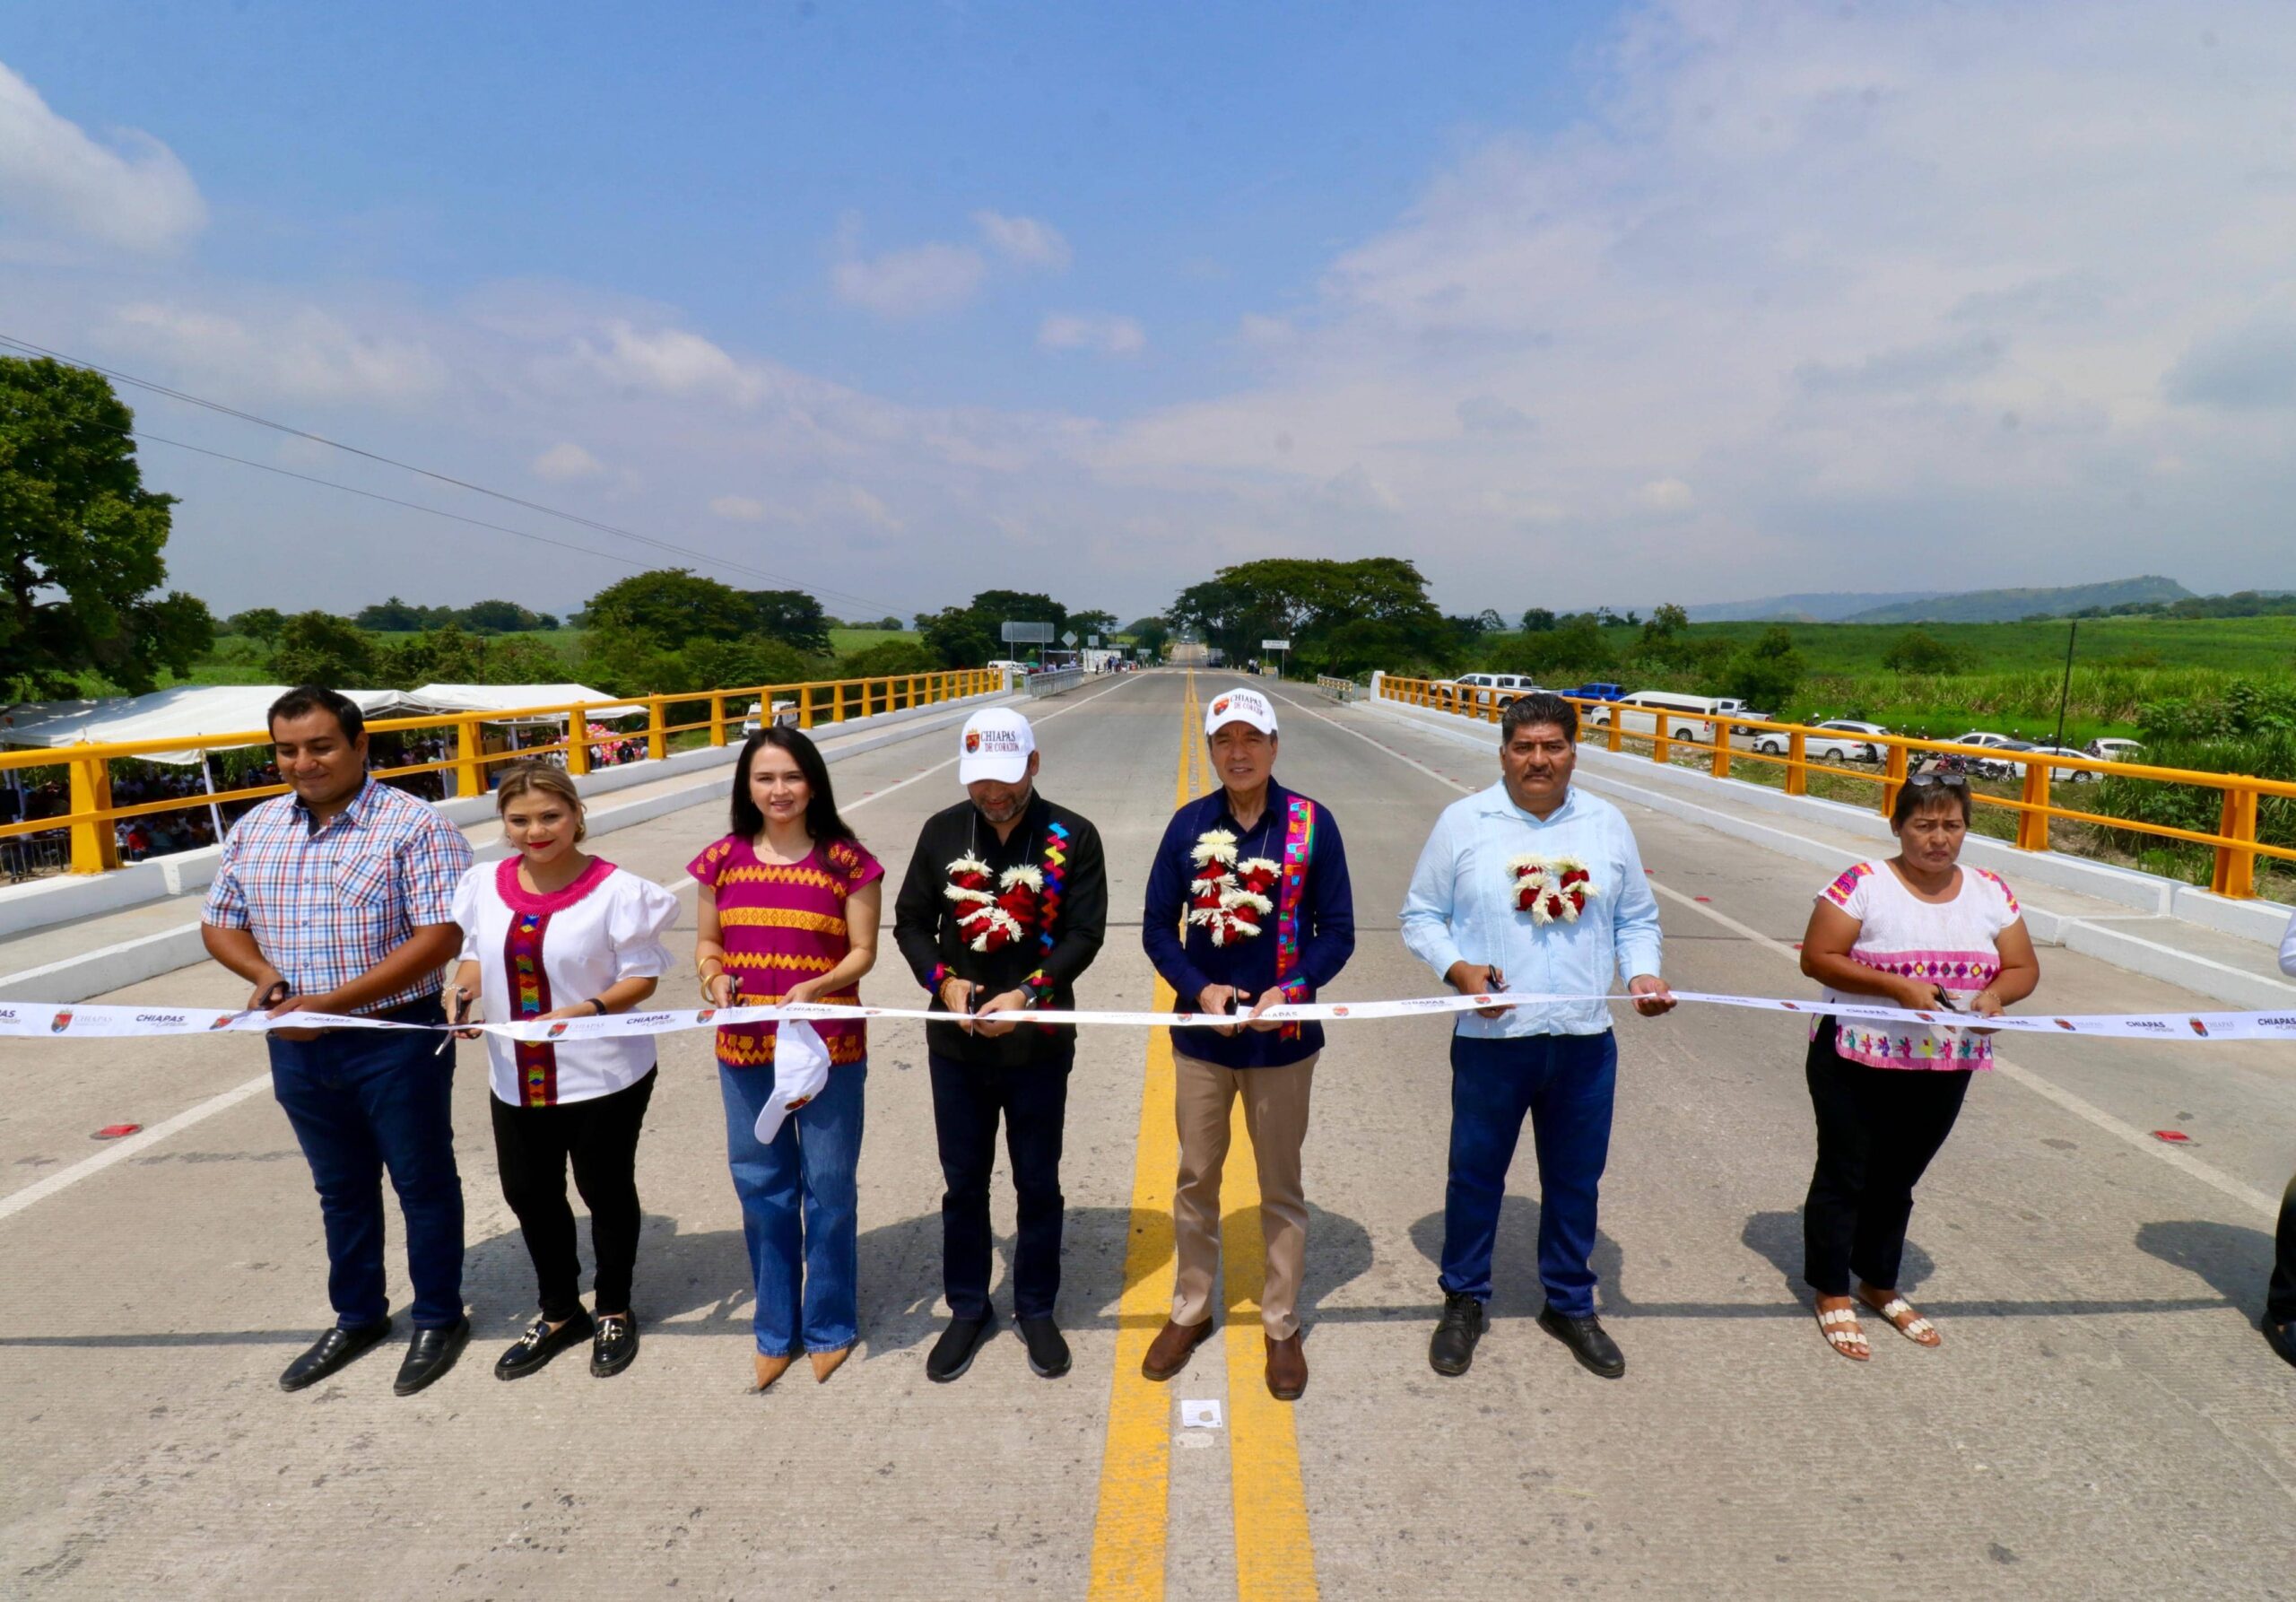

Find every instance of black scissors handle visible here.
[256,979,291,1010]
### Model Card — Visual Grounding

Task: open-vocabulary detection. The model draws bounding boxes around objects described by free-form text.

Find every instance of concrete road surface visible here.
[2,668,2292,1599]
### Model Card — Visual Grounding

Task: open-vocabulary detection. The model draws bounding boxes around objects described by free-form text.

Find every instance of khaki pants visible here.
[1170,1049,1317,1339]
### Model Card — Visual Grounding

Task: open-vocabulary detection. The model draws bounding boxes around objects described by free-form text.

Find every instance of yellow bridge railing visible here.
[1376,675,2294,900]
[1,669,1000,876]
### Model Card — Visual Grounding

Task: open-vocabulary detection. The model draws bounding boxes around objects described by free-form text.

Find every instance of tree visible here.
[1492,617,1610,679]
[1882,629,1961,674]
[483,636,570,683]
[1725,625,1805,710]
[743,588,832,655]
[269,611,377,685]
[873,614,908,631]
[356,596,446,631]
[683,636,814,692]
[1,355,209,696]
[920,589,1069,666]
[459,598,547,635]
[1520,607,1558,633]
[583,569,754,644]
[838,640,940,679]
[1169,557,1448,673]
[1067,608,1120,641]
[228,606,287,641]
[1633,601,1696,668]
[1125,616,1171,658]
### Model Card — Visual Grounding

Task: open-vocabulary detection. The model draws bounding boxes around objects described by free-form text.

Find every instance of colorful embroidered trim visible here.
[1039,823,1070,953]
[1273,796,1316,1040]
[506,908,557,1106]
[926,962,954,993]
[1023,969,1056,1007]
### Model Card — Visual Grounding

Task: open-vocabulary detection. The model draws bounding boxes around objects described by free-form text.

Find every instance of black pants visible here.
[1802,1024,1971,1296]
[929,1049,1073,1321]
[490,1069,657,1321]
[2270,1170,2296,1326]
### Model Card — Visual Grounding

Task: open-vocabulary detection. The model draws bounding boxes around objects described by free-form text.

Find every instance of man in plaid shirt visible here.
[203,686,476,1397]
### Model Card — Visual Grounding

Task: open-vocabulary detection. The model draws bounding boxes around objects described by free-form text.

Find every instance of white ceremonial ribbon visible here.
[4,991,2295,1043]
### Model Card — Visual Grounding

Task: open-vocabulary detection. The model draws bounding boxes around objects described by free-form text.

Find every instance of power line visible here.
[0,330,915,619]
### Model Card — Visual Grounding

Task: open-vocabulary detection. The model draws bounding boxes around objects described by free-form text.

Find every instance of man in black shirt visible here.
[894,707,1108,1382]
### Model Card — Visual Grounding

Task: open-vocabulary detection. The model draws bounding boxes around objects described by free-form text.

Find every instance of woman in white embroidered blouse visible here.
[1794,770,2039,1362]
[446,764,680,1381]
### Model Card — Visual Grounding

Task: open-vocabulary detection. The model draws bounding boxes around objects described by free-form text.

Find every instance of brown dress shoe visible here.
[1265,1332,1307,1401]
[753,1352,796,1391]
[811,1345,853,1383]
[1141,1318,1215,1381]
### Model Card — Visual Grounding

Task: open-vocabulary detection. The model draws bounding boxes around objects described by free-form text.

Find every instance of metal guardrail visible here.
[1376,675,2294,899]
[1,668,999,876]
[1316,675,1362,703]
[1022,668,1088,699]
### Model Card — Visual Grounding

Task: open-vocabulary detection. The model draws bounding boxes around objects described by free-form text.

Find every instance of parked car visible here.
[2085,736,2144,762]
[1590,691,1718,744]
[741,699,799,736]
[1748,720,1882,762]
[2006,744,2103,783]
[1448,672,1540,705]
[1949,731,2021,750]
[1565,682,1626,703]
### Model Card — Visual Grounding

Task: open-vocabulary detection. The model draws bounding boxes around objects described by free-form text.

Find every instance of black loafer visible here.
[395,1316,472,1397]
[926,1312,997,1383]
[494,1310,594,1380]
[279,1317,392,1392]
[1017,1315,1071,1379]
[591,1313,639,1379]
[1429,1292,1487,1378]
[1536,1305,1624,1379]
[2266,1317,2296,1371]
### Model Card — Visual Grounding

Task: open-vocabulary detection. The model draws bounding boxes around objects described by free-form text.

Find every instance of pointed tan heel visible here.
[753,1352,796,1391]
[810,1345,853,1383]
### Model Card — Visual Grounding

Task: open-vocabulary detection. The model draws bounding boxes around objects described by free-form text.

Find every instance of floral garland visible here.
[1187,828,1283,947]
[1510,853,1600,926]
[944,854,1045,953]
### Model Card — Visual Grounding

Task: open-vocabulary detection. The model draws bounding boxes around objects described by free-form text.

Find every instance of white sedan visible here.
[1748,719,1882,762]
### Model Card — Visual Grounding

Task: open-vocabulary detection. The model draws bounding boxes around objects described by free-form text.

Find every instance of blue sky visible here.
[4,1,2293,623]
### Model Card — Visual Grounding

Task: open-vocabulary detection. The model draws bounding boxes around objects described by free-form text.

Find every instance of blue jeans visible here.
[718,1059,866,1355]
[1439,1031,1616,1319]
[267,997,465,1329]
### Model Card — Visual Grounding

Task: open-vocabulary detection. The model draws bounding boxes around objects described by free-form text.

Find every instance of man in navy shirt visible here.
[1141,685,1353,1401]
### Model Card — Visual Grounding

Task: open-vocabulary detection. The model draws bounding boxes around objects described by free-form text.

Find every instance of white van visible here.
[986,659,1030,687]
[1593,690,1718,743]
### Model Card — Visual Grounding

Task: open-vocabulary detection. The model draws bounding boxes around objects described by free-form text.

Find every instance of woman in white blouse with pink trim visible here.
[447,764,679,1382]
[1796,771,2039,1363]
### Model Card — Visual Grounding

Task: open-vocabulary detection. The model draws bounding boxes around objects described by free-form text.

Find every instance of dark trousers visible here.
[1439,1031,1616,1319]
[929,1049,1073,1321]
[490,1068,657,1321]
[1802,1023,1972,1296]
[267,996,465,1329]
[2270,1170,2296,1326]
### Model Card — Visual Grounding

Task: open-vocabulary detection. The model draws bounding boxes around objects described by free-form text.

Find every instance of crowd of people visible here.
[192,682,2296,1400]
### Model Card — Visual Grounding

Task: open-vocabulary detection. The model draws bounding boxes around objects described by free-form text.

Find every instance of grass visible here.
[827,628,919,653]
[1683,614,2296,675]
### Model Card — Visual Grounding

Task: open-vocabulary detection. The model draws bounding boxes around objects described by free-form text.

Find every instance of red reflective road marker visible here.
[93,1123,142,1140]
[1694,895,1712,902]
[2151,1129,2191,1144]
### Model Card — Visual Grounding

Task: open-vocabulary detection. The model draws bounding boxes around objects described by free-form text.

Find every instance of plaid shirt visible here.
[202,777,474,1014]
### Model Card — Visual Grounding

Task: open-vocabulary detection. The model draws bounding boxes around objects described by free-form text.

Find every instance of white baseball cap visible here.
[958,707,1036,784]
[1204,686,1279,738]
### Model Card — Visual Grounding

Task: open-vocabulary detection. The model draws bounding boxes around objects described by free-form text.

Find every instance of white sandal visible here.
[1816,1305,1869,1361]
[1871,1296,1939,1346]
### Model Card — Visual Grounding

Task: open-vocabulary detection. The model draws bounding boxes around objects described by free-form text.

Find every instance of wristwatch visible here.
[589,997,608,1016]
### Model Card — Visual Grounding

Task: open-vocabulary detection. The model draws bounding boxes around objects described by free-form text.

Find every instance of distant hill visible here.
[1841,576,2193,625]
[1685,590,1945,623]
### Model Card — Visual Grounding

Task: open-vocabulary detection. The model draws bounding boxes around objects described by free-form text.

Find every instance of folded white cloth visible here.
[752,1021,832,1145]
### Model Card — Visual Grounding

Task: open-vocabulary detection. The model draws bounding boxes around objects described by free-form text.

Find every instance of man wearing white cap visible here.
[893,707,1108,1384]
[1141,685,1355,1401]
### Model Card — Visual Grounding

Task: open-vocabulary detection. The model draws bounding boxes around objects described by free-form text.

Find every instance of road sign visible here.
[1001,621,1056,645]
[1061,631,1079,648]
[1087,635,1100,648]
[1262,639,1291,651]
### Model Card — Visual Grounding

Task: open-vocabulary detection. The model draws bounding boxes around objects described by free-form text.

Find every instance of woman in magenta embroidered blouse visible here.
[691,727,882,1391]
[1795,771,2039,1362]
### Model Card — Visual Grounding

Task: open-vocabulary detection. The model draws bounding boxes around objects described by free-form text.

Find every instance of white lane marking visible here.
[0,675,1154,1225]
[1283,684,2284,1222]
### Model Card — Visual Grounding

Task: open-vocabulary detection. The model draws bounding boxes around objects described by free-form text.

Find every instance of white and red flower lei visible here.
[1510,854,1600,926]
[1187,828,1282,947]
[944,854,1044,953]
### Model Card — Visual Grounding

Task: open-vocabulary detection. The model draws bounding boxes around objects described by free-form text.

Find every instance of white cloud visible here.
[107,301,448,404]
[709,494,769,521]
[831,222,987,319]
[531,441,605,482]
[0,60,204,253]
[1038,311,1146,358]
[973,210,1071,270]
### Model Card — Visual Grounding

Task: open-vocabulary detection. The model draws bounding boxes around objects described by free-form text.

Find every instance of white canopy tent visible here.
[402,683,649,725]
[0,686,417,765]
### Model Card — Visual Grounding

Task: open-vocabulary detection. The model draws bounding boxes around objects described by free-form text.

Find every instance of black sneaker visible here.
[1429,1292,1487,1378]
[591,1312,639,1378]
[494,1310,595,1381]
[926,1312,997,1383]
[1017,1315,1071,1379]
[1536,1305,1624,1379]
[2266,1317,2296,1371]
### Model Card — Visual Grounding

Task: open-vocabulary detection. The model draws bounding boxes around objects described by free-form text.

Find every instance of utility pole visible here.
[2051,620,2078,752]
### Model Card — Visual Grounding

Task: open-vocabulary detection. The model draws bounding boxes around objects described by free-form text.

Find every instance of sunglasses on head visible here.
[1906,771,1970,789]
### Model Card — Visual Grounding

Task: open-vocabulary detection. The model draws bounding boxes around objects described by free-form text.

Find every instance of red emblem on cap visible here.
[1213,697,1231,715]
[964,731,981,753]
